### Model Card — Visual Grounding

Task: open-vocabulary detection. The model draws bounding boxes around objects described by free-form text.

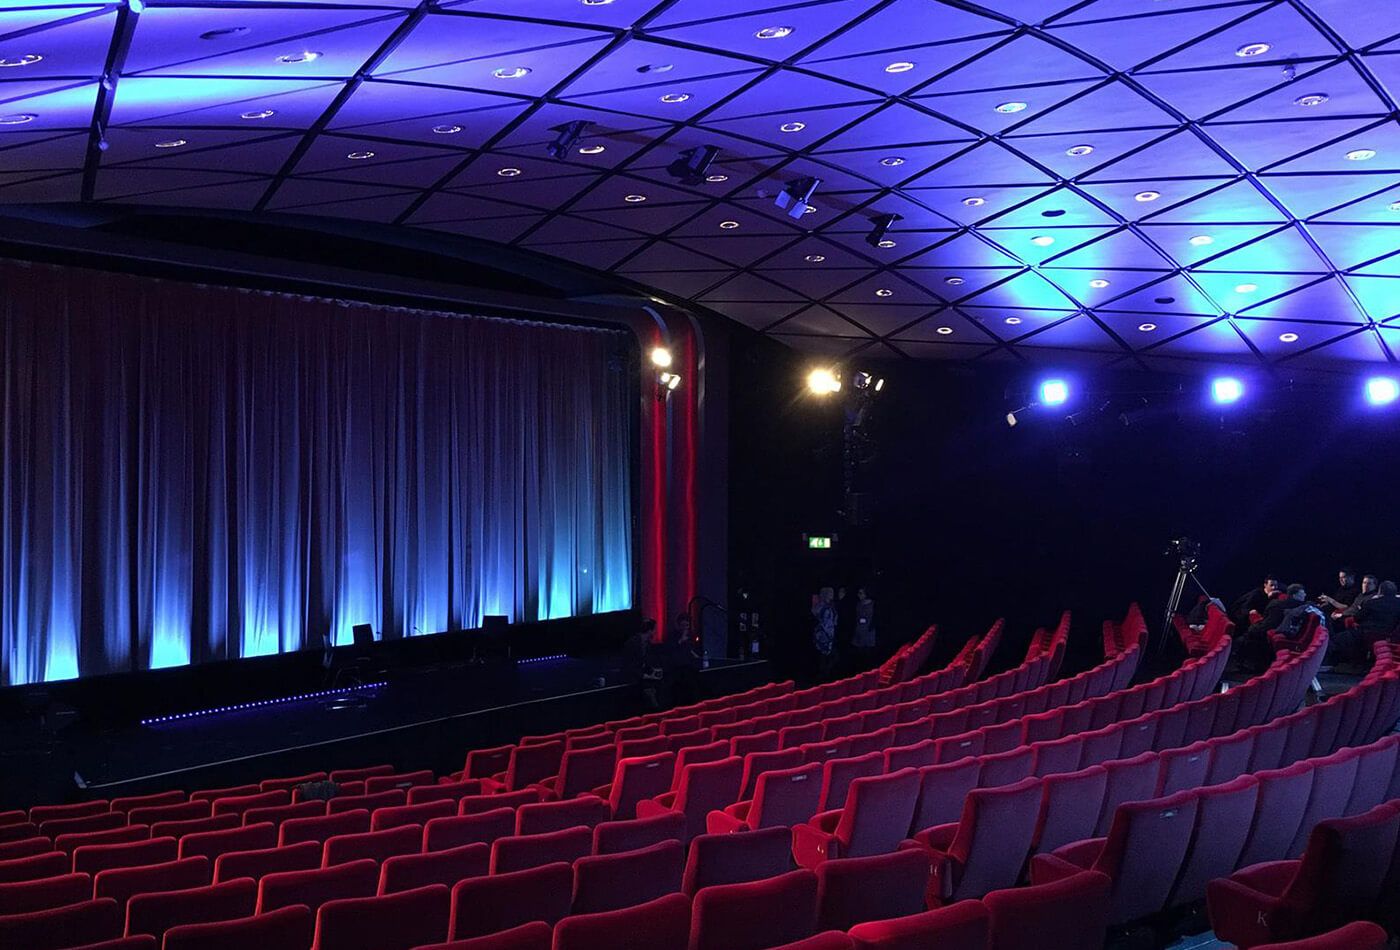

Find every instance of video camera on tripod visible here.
[1159,537,1213,653]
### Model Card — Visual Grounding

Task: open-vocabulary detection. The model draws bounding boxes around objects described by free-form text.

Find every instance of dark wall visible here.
[730,334,1400,676]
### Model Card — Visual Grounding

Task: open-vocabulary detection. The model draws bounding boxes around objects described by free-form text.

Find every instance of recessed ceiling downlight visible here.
[1294,93,1329,107]
[995,101,1027,114]
[276,51,319,64]
[155,138,187,148]
[241,109,276,120]
[659,92,690,103]
[884,61,915,73]
[1089,279,1110,289]
[755,26,793,39]
[0,54,43,67]
[1235,42,1271,57]
[1065,144,1094,157]
[1346,148,1377,161]
[347,150,374,160]
[0,113,36,125]
[497,167,522,177]
[492,66,531,79]
[1279,332,1299,343]
[1135,190,1161,202]
[779,121,806,132]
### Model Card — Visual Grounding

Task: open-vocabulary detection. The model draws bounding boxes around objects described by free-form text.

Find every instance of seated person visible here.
[1317,567,1360,615]
[1330,573,1378,625]
[1230,575,1279,629]
[1354,580,1400,650]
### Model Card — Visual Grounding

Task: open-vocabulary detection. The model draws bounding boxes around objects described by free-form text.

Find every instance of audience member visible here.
[1317,567,1360,614]
[1354,579,1400,653]
[811,587,838,679]
[1229,575,1279,628]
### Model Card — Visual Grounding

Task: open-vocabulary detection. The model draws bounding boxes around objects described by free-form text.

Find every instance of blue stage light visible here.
[1211,377,1244,404]
[140,682,386,726]
[1039,379,1069,406]
[1365,376,1399,406]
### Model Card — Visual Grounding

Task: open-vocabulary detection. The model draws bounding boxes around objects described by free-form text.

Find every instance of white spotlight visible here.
[807,368,841,395]
[650,347,673,368]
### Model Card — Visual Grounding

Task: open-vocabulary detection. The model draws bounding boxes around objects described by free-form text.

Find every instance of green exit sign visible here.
[807,536,833,550]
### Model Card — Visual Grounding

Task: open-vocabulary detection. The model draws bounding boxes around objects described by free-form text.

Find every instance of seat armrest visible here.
[1230,860,1300,894]
[810,808,842,834]
[911,822,958,851]
[706,809,745,835]
[792,821,840,868]
[1048,836,1106,870]
[634,797,673,820]
[1029,852,1086,886]
[1206,875,1287,947]
[478,777,509,794]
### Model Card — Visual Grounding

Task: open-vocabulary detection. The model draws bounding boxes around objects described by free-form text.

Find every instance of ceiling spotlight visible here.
[276,51,320,63]
[1138,323,1157,332]
[425,124,460,135]
[779,121,806,133]
[200,27,249,40]
[706,174,728,183]
[807,368,842,395]
[1365,376,1400,406]
[995,101,1028,114]
[1234,282,1258,293]
[492,66,531,79]
[1346,148,1377,161]
[803,205,817,215]
[945,277,964,286]
[719,220,739,229]
[582,0,614,5]
[155,139,187,148]
[1135,190,1161,202]
[1294,93,1329,107]
[1004,316,1023,325]
[1211,376,1244,404]
[1089,278,1110,288]
[578,144,605,154]
[875,288,894,297]
[638,63,674,74]
[0,54,43,67]
[346,150,374,160]
[1031,235,1055,247]
[1279,332,1299,343]
[659,92,691,103]
[1235,42,1271,57]
[1066,144,1094,157]
[659,371,682,392]
[885,61,916,73]
[877,240,896,248]
[1039,379,1069,406]
[936,326,954,335]
[776,175,820,220]
[879,156,906,166]
[546,119,592,159]
[667,144,720,185]
[962,196,985,207]
[805,254,825,262]
[865,212,902,249]
[650,347,673,368]
[1189,234,1214,246]
[497,167,522,177]
[0,113,36,125]
[624,194,647,202]
[241,109,276,120]
[1388,200,1400,212]
[755,26,793,38]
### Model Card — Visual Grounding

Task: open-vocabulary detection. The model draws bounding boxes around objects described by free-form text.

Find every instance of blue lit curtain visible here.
[0,259,633,686]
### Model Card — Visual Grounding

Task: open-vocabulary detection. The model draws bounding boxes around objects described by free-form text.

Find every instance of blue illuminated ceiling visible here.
[1,0,1398,368]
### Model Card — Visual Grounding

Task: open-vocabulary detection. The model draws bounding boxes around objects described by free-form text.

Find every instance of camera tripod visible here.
[1159,553,1214,655]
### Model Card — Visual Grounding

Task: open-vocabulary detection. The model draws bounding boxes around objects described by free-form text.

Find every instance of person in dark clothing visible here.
[1240,584,1310,672]
[1230,575,1280,629]
[1318,568,1359,614]
[850,587,877,670]
[836,586,857,652]
[625,619,662,709]
[1355,580,1400,647]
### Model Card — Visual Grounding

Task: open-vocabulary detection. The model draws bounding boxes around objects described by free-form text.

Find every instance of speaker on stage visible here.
[351,624,375,648]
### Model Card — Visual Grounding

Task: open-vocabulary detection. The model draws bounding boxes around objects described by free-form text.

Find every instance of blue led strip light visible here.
[140,682,387,726]
[517,654,570,665]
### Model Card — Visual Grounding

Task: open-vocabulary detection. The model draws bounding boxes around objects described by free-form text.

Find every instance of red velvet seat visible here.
[514,797,610,837]
[909,776,1041,904]
[210,790,290,818]
[769,934,854,950]
[244,800,327,829]
[635,756,743,844]
[1238,764,1315,870]
[1032,765,1107,856]
[151,815,240,841]
[40,811,127,839]
[424,808,516,853]
[570,839,684,913]
[93,857,211,908]
[281,809,371,847]
[682,827,791,896]
[111,791,186,815]
[0,870,92,914]
[984,870,1111,950]
[409,780,485,807]
[730,730,780,758]
[59,937,157,950]
[447,862,573,940]
[312,883,450,950]
[1287,748,1362,857]
[1169,775,1260,907]
[214,840,323,883]
[190,785,259,805]
[707,761,822,834]
[882,740,937,773]
[124,878,257,943]
[489,826,591,874]
[0,897,124,950]
[256,859,379,914]
[73,836,179,877]
[56,825,151,856]
[814,850,929,931]
[327,790,406,816]
[370,800,454,832]
[260,771,329,793]
[537,746,617,801]
[415,921,552,950]
[603,752,675,820]
[1156,741,1212,796]
[847,902,990,950]
[459,789,542,815]
[377,842,489,894]
[127,801,210,827]
[30,801,110,825]
[1092,752,1159,837]
[179,822,277,865]
[688,869,818,950]
[909,759,981,835]
[487,743,565,793]
[590,811,686,855]
[163,903,314,950]
[669,741,732,789]
[792,768,919,868]
[816,753,885,812]
[554,891,690,950]
[737,748,805,799]
[329,765,395,785]
[322,824,421,867]
[1253,922,1390,950]
[978,746,1035,788]
[464,746,514,780]
[0,835,53,863]
[365,770,437,795]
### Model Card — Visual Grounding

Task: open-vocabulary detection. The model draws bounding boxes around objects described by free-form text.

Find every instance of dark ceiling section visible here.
[0,0,1396,367]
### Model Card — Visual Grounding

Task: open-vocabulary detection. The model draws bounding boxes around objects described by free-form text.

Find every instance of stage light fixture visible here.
[667,144,721,185]
[1039,379,1069,406]
[659,371,682,391]
[775,176,820,220]
[1365,376,1399,406]
[650,347,673,368]
[546,120,592,159]
[1211,377,1244,404]
[865,212,902,248]
[807,368,841,395]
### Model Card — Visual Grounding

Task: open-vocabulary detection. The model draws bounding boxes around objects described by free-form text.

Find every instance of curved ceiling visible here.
[1,0,1397,368]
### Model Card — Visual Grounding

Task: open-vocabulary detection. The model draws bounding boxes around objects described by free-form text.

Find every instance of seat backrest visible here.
[883,740,937,773]
[1298,803,1400,931]
[126,877,257,942]
[214,840,322,883]
[323,824,422,867]
[819,753,886,811]
[1288,749,1361,857]
[911,758,981,834]
[1031,735,1083,777]
[984,869,1111,950]
[1033,765,1108,855]
[571,839,684,914]
[506,743,565,790]
[1170,775,1260,907]
[688,868,818,950]
[555,746,619,800]
[464,745,514,780]
[748,762,823,830]
[447,861,572,940]
[372,800,454,833]
[608,753,675,820]
[1345,737,1399,817]
[256,859,378,914]
[515,797,610,837]
[128,801,210,827]
[1157,741,1212,796]
[164,903,311,950]
[93,856,210,908]
[979,747,1036,789]
[423,808,515,854]
[1238,763,1316,870]
[815,849,929,932]
[847,896,990,950]
[312,883,450,950]
[280,809,371,847]
[740,749,805,799]
[672,757,744,841]
[946,776,1042,901]
[1094,790,1198,924]
[1094,752,1159,837]
[0,897,124,950]
[0,870,92,916]
[377,842,489,895]
[682,826,792,896]
[835,768,921,858]
[555,892,691,950]
[591,812,686,856]
[73,836,178,877]
[489,825,591,874]
[672,741,731,788]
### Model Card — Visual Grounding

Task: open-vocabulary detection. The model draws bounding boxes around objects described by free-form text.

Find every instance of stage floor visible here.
[0,654,770,810]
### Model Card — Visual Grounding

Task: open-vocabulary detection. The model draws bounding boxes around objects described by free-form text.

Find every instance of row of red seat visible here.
[1102,602,1148,660]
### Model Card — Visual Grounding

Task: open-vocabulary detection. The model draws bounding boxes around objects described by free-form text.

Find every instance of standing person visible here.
[811,587,838,680]
[851,587,877,670]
